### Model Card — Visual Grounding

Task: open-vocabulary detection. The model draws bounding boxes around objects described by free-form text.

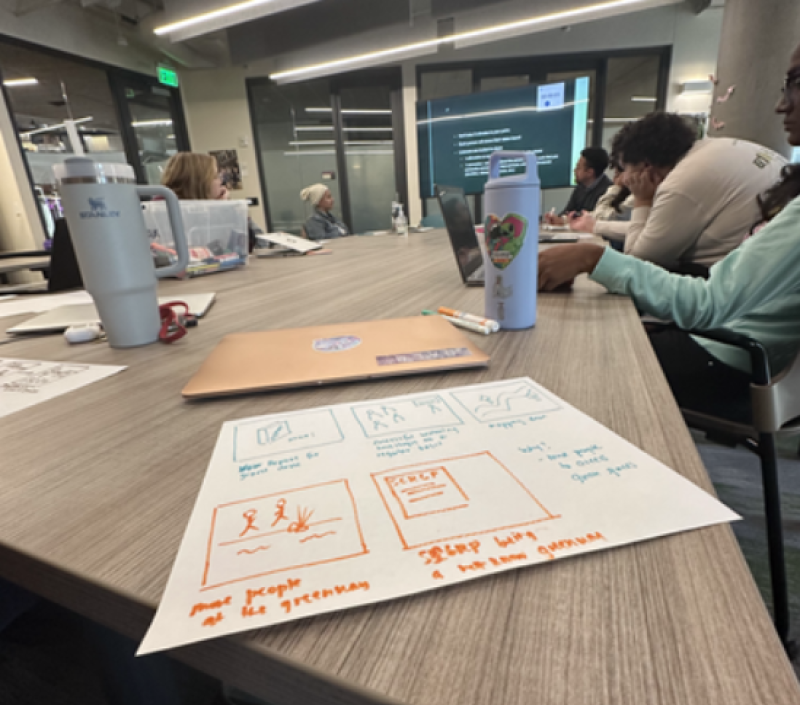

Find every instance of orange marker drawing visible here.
[271,498,288,526]
[239,509,260,537]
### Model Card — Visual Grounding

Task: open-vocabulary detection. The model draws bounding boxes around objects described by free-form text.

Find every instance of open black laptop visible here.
[436,184,485,287]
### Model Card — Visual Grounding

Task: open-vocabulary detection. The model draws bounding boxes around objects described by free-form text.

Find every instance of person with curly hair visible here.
[570,114,785,271]
[537,42,800,424]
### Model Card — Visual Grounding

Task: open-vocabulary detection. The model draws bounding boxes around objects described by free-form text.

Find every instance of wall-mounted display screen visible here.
[417,77,590,197]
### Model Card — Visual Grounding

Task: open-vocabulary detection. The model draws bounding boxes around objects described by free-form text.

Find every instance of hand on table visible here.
[568,211,596,233]
[538,243,605,291]
[543,212,566,226]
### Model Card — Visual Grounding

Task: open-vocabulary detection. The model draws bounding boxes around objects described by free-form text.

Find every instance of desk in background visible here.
[0,231,797,705]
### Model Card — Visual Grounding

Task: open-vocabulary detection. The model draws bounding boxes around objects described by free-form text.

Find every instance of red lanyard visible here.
[158,301,194,343]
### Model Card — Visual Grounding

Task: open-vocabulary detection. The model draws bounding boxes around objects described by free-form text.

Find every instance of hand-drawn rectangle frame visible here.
[350,394,464,439]
[233,408,345,462]
[450,380,562,423]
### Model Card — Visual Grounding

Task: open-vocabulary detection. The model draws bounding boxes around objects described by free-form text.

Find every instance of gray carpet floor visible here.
[1,432,799,703]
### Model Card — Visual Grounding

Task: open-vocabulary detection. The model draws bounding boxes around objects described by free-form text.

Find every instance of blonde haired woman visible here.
[301,183,350,240]
[161,152,262,251]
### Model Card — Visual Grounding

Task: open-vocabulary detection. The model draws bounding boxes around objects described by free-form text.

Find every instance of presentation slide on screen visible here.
[417,77,589,197]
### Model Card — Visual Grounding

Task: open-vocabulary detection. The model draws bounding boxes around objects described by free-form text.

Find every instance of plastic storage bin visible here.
[143,200,248,277]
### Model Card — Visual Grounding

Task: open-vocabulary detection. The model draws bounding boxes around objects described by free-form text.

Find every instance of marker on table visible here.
[421,309,492,335]
[437,307,500,332]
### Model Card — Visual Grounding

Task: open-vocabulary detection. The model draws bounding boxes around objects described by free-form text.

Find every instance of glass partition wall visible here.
[0,35,189,240]
[248,69,406,235]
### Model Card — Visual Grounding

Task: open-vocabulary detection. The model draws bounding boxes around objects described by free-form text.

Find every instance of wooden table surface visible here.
[1,232,797,705]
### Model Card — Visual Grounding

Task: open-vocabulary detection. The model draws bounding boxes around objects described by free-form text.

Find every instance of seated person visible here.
[161,152,263,253]
[544,147,612,223]
[537,46,800,426]
[301,184,350,240]
[586,113,785,271]
[569,160,634,244]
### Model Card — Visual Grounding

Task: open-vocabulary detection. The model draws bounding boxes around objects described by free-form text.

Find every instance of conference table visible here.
[0,231,797,705]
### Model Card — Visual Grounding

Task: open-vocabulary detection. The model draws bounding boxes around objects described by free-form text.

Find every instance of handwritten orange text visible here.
[419,541,481,565]
[493,530,538,548]
[537,531,606,561]
[189,596,232,618]
[281,581,370,614]
[459,552,528,573]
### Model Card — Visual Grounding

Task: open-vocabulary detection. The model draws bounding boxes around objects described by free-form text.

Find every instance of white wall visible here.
[179,68,266,229]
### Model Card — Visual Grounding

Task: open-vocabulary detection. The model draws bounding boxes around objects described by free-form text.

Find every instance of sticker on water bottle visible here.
[484,213,529,270]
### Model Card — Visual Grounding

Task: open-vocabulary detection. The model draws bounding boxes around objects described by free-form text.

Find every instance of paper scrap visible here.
[716,85,736,103]
[139,377,738,655]
[0,358,125,418]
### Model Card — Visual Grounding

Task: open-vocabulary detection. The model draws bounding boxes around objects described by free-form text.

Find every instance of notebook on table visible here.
[7,293,216,335]
[255,233,322,256]
[182,315,490,399]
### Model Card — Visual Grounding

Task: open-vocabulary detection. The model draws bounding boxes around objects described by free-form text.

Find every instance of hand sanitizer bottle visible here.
[396,205,408,236]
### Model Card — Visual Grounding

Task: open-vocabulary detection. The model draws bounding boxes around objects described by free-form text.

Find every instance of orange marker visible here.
[437,307,500,332]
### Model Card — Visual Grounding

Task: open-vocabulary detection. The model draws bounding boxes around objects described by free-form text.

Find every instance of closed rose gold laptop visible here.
[182,316,490,399]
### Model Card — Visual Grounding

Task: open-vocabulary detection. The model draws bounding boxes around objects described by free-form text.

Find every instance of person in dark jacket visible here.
[544,147,612,224]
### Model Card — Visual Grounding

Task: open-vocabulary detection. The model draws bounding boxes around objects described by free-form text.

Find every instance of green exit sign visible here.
[158,66,179,88]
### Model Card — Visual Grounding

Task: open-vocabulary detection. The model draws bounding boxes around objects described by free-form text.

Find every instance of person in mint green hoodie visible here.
[538,42,800,426]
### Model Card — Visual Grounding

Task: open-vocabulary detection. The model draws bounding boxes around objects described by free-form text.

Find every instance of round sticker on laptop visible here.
[312,335,362,353]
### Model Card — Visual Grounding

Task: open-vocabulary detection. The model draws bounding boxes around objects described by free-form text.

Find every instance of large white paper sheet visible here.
[0,358,125,418]
[0,291,93,320]
[139,377,738,655]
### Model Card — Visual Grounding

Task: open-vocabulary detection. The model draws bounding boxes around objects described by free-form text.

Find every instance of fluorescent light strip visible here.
[3,78,38,87]
[131,119,173,127]
[271,0,654,81]
[295,126,392,132]
[306,108,392,115]
[288,140,394,146]
[283,150,394,156]
[630,96,657,102]
[416,99,588,126]
[155,0,304,35]
[21,116,93,138]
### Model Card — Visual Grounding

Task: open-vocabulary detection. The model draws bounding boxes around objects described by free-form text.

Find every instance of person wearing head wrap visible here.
[301,184,350,240]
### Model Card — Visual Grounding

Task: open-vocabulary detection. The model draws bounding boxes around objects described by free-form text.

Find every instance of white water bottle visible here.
[482,151,540,329]
[54,158,189,348]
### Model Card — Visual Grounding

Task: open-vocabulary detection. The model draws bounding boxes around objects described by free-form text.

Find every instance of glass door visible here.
[247,78,342,234]
[110,73,189,184]
[248,69,406,235]
[338,85,397,233]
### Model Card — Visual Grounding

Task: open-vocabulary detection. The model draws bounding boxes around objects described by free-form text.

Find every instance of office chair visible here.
[679,327,800,653]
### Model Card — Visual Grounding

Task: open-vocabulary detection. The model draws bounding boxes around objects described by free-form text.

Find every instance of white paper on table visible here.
[0,291,93,320]
[0,358,126,418]
[139,377,739,655]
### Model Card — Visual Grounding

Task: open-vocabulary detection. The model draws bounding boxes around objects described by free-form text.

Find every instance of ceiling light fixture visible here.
[131,119,173,127]
[20,116,93,138]
[154,0,320,37]
[306,108,393,115]
[271,0,657,82]
[630,96,657,102]
[3,78,38,87]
